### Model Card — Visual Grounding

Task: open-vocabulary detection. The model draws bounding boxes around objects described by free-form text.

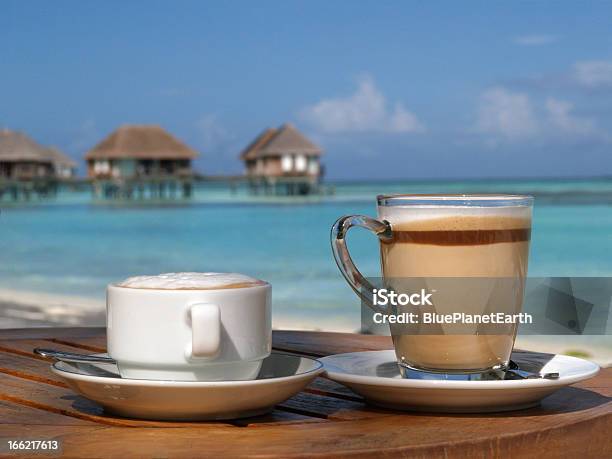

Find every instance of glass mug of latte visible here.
[107,272,271,381]
[331,195,532,373]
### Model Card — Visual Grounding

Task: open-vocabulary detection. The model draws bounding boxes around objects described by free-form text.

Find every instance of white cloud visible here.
[545,97,596,135]
[573,60,612,88]
[299,76,425,133]
[475,87,538,140]
[473,87,604,143]
[194,115,232,151]
[507,59,612,92]
[513,34,558,46]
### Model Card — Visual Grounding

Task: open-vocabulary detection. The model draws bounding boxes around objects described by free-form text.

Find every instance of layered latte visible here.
[378,205,531,371]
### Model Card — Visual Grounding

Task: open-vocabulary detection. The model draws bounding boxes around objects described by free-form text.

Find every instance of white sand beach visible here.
[0,287,358,331]
[0,288,106,328]
[1,288,609,367]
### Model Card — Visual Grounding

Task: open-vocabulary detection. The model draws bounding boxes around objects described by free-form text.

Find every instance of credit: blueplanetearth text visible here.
[372,312,533,325]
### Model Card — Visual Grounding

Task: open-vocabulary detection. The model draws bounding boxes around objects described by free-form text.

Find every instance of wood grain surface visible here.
[0,328,609,458]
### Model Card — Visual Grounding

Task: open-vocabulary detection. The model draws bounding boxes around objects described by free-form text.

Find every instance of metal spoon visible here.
[34,348,116,364]
[507,360,559,380]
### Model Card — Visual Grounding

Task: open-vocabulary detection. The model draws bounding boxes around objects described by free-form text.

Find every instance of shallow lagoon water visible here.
[1,178,611,328]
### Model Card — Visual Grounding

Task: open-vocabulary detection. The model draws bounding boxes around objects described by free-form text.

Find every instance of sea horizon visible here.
[3,175,612,207]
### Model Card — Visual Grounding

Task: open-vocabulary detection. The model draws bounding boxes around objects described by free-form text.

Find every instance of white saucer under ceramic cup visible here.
[52,352,323,421]
[321,350,599,413]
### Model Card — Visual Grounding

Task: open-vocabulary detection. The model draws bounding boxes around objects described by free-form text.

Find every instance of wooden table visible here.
[0,328,610,458]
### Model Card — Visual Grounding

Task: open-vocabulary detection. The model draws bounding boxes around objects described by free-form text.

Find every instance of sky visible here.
[1,1,612,180]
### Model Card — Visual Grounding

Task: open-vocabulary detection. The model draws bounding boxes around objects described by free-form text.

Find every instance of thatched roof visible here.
[239,124,322,161]
[85,125,199,160]
[45,147,77,168]
[240,128,277,160]
[0,129,54,163]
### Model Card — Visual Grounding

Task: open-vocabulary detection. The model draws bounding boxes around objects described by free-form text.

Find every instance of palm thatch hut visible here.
[45,147,77,178]
[84,125,199,200]
[85,125,198,178]
[239,123,324,195]
[0,129,75,201]
[0,129,55,180]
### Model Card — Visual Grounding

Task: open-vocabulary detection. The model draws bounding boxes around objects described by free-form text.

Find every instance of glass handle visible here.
[331,215,393,313]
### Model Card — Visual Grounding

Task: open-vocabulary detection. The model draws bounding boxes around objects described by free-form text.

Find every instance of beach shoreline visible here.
[0,287,359,332]
[0,287,106,328]
[1,287,609,367]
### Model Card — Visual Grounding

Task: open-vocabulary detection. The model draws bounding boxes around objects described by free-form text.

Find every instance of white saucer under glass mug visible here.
[106,278,271,381]
[331,194,533,375]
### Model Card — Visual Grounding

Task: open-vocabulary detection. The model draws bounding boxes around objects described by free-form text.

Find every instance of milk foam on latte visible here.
[378,203,531,230]
[117,272,265,290]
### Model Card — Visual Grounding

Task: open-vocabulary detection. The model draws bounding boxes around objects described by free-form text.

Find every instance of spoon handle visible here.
[34,348,116,364]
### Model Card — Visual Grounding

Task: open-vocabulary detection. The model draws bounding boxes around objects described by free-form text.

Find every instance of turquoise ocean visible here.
[1,178,612,329]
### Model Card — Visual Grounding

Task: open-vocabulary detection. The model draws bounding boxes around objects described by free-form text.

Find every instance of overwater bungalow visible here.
[239,123,324,195]
[0,129,54,180]
[84,125,199,200]
[0,129,72,200]
[45,147,77,178]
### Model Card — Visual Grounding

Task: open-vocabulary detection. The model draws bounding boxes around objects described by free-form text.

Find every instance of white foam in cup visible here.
[117,272,265,290]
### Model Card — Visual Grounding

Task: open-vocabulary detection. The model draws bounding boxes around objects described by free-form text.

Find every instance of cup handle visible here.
[331,215,393,314]
[189,303,221,358]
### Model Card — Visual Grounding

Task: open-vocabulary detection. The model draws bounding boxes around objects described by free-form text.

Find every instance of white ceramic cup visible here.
[106,281,271,381]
